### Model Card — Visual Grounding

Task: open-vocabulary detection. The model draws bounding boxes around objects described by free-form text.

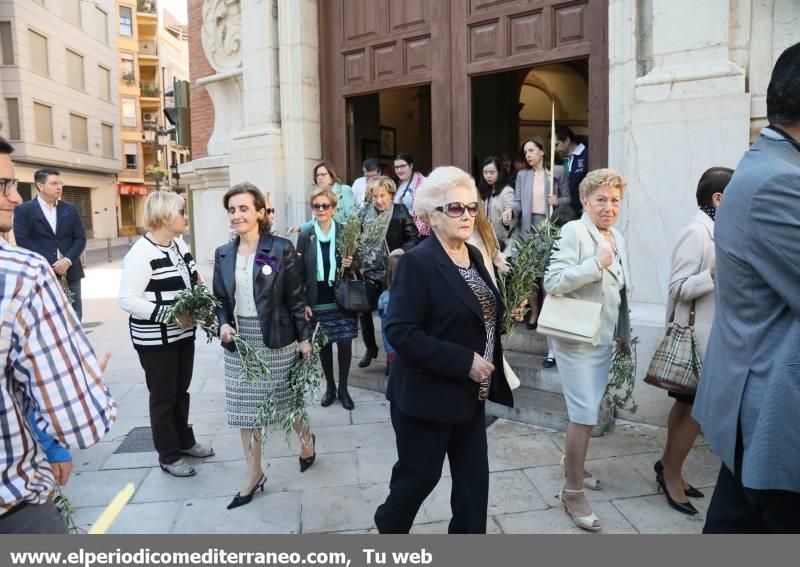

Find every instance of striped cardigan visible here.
[118,236,198,351]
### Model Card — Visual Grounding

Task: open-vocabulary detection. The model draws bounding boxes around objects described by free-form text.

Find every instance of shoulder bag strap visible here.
[667,283,697,326]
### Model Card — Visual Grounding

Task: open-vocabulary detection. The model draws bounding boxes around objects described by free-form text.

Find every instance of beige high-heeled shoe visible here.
[560,486,601,532]
[561,455,601,491]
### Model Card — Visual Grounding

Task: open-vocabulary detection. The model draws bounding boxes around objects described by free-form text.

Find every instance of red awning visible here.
[118,184,148,196]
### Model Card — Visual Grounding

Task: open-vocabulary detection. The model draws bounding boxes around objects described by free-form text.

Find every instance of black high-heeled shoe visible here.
[654,460,704,498]
[299,433,316,472]
[655,475,698,515]
[227,473,266,510]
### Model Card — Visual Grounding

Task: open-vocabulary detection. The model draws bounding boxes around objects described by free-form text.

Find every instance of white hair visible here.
[143,191,184,231]
[414,166,478,224]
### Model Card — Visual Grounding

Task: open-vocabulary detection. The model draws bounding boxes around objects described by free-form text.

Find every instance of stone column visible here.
[277,0,322,227]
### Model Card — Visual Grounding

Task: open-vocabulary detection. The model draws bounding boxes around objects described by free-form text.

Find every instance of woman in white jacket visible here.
[654,167,733,516]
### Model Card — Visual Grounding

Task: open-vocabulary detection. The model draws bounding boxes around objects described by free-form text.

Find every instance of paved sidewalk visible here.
[63,264,719,534]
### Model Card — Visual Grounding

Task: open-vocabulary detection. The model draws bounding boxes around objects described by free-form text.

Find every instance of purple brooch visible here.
[255,253,280,276]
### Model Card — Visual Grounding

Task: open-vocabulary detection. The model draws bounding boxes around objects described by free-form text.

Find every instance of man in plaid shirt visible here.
[0,137,117,533]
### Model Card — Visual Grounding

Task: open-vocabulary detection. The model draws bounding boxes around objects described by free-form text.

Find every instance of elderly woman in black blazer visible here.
[213,183,314,511]
[373,166,522,534]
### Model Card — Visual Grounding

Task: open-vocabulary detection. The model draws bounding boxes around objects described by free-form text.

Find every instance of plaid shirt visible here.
[0,240,116,514]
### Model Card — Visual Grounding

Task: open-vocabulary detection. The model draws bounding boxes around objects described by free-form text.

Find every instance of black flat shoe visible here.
[542,356,556,368]
[656,476,698,515]
[299,434,316,472]
[654,460,704,498]
[338,388,355,410]
[358,348,378,368]
[227,473,266,510]
[526,321,537,330]
[320,385,336,407]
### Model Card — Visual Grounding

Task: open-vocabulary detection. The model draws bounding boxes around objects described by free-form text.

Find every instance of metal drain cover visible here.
[113,427,155,454]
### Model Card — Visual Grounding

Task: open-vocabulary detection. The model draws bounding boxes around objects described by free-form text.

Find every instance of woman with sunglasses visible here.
[119,191,215,478]
[296,188,358,409]
[393,153,429,238]
[354,176,419,370]
[374,167,522,534]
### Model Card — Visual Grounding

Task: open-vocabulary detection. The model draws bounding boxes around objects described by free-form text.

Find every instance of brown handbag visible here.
[644,286,703,394]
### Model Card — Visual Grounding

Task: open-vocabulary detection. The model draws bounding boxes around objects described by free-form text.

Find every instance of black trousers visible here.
[374,403,488,534]
[67,279,82,321]
[359,311,378,352]
[137,341,197,465]
[0,501,66,534]
[704,423,800,533]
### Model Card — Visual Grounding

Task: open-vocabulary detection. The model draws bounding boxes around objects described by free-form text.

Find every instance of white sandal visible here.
[160,458,197,477]
[180,443,215,458]
[561,455,601,491]
[560,486,601,531]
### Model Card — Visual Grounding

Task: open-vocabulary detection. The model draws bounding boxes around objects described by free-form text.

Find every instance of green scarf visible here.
[313,220,337,285]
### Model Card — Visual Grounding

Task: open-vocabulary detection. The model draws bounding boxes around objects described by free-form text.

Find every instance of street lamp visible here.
[143,124,170,190]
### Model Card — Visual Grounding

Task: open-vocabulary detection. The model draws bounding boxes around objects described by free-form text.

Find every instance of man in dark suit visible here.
[555,125,589,217]
[13,168,86,320]
[693,42,800,533]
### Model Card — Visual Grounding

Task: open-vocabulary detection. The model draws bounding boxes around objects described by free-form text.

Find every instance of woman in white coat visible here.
[543,169,630,531]
[655,167,733,516]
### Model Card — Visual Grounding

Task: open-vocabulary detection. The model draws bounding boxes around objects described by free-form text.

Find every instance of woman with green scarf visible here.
[296,188,358,409]
[355,176,419,369]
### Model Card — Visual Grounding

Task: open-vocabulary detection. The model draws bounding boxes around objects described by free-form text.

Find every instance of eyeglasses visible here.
[435,202,479,218]
[394,163,409,170]
[311,203,332,211]
[0,178,18,197]
[265,208,275,215]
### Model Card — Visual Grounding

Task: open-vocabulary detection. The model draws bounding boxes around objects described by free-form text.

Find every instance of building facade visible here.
[115,0,190,236]
[182,0,799,425]
[0,0,121,239]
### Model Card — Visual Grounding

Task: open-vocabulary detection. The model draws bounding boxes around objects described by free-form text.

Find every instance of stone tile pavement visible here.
[60,264,720,534]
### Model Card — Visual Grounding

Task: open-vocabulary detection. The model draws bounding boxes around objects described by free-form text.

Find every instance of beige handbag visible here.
[536,295,603,345]
[502,355,520,390]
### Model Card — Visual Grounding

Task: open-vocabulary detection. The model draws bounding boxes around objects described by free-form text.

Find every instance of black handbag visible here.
[335,268,379,313]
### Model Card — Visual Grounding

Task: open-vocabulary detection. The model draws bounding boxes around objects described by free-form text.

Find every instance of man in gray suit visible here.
[693,42,800,533]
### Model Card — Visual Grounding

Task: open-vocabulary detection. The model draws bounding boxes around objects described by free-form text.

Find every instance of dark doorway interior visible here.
[347,84,432,182]
[471,61,589,180]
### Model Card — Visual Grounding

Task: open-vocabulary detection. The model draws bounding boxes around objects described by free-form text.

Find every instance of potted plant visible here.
[145,165,169,181]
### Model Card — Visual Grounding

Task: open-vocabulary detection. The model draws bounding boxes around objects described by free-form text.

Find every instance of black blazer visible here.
[213,234,311,351]
[384,236,513,423]
[295,221,343,308]
[384,204,419,252]
[566,145,589,216]
[13,199,86,281]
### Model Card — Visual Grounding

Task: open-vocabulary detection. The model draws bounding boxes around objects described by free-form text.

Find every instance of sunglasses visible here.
[311,203,332,211]
[435,202,479,218]
[265,208,275,215]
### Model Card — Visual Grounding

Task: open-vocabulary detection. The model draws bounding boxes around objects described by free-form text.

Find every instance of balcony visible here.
[137,0,157,15]
[139,41,158,57]
[121,72,137,86]
[139,82,160,98]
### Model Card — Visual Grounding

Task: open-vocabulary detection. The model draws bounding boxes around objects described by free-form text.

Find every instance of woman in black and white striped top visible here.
[119,191,214,478]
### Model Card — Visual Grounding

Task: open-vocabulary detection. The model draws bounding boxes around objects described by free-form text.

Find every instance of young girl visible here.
[377,249,405,376]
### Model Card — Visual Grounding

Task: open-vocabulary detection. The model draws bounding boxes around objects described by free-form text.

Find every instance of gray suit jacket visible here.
[511,168,569,238]
[693,127,800,492]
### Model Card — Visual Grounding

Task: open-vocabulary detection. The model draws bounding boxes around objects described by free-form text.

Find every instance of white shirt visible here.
[234,253,258,317]
[37,195,58,235]
[352,177,367,209]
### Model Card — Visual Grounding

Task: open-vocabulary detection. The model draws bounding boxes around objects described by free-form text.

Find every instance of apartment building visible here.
[0,0,121,239]
[115,0,189,235]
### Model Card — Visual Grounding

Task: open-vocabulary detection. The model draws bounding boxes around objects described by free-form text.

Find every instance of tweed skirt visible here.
[551,339,613,425]
[311,304,357,343]
[224,316,297,429]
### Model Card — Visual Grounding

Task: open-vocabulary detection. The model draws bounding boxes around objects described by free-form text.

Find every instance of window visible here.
[120,53,135,82]
[5,98,20,140]
[124,143,138,170]
[98,66,111,100]
[66,49,84,90]
[33,102,53,145]
[70,113,88,152]
[0,22,14,65]
[119,6,133,37]
[96,8,109,44]
[64,0,81,28]
[101,123,114,157]
[29,29,48,75]
[122,98,136,127]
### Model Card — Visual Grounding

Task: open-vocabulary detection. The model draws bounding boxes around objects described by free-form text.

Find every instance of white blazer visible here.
[544,215,630,346]
[666,210,716,357]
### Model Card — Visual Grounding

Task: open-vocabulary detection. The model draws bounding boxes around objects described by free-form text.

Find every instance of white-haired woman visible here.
[543,169,630,531]
[374,166,521,534]
[119,191,214,478]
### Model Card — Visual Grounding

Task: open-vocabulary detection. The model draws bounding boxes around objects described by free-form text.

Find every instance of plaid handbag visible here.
[644,287,702,394]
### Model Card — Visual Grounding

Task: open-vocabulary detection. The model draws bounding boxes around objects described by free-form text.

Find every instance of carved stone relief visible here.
[202,0,243,72]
